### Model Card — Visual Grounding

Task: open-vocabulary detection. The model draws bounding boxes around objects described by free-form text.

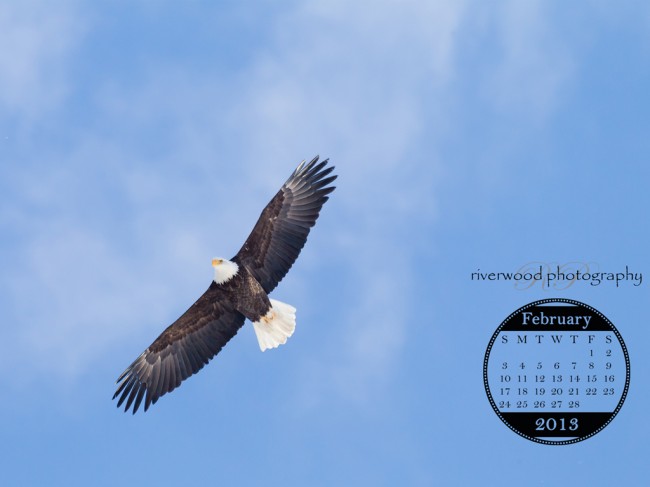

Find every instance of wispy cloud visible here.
[0,1,85,121]
[0,0,581,401]
[232,0,467,405]
[484,0,574,119]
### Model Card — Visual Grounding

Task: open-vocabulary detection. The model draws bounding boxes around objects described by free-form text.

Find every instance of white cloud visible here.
[0,0,585,400]
[9,227,159,377]
[232,0,466,405]
[0,1,84,121]
[483,0,574,119]
[0,0,460,390]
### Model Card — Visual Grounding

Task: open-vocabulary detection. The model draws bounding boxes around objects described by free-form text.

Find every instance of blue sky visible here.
[1,1,648,485]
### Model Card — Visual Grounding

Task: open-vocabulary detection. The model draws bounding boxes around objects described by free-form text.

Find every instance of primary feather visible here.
[234,157,337,293]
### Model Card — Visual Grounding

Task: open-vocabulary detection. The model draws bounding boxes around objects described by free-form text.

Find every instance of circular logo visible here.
[483,298,630,445]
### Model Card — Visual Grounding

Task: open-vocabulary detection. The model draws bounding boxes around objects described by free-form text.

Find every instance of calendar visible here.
[483,299,630,445]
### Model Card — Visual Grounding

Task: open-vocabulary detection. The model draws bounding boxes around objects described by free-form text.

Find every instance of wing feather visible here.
[233,156,337,293]
[145,359,160,410]
[113,283,245,413]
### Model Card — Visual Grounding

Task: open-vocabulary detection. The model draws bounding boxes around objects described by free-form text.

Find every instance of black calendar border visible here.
[483,298,631,446]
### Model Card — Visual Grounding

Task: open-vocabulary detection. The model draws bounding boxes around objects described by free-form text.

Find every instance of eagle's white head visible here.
[212,257,239,284]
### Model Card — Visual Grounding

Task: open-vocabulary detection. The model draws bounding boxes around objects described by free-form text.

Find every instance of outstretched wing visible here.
[234,156,336,294]
[113,282,245,414]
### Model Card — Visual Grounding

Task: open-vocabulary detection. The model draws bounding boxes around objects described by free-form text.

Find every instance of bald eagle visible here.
[113,157,336,413]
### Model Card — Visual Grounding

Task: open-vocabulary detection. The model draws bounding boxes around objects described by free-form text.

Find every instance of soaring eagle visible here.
[113,157,336,413]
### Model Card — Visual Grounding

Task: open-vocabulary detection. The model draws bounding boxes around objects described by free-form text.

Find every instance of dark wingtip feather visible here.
[312,175,337,191]
[288,157,337,194]
[291,156,319,179]
[144,389,153,412]
[314,165,335,180]
[114,379,136,409]
[304,160,327,178]
[123,379,141,411]
[132,386,146,414]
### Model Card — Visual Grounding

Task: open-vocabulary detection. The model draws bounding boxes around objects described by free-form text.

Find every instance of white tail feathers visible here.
[252,299,297,352]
